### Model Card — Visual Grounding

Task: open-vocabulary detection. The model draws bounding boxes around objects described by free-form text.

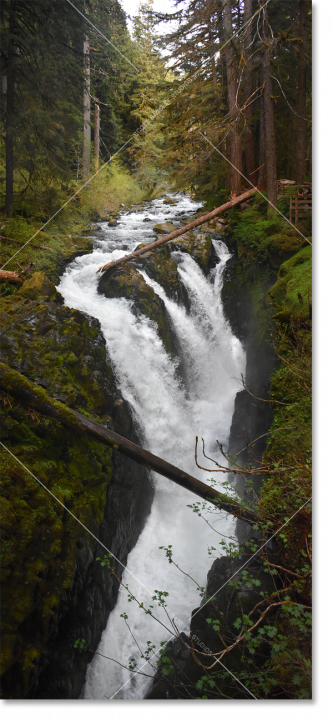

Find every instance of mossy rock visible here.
[269,246,312,322]
[97,264,176,356]
[0,291,153,696]
[0,301,116,686]
[163,197,177,205]
[153,222,176,234]
[134,244,181,301]
[173,231,212,272]
[17,272,62,303]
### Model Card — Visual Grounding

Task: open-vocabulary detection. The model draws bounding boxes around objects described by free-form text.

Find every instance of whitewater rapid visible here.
[57,193,245,699]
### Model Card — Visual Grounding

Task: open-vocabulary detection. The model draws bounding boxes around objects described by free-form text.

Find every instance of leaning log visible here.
[98,188,256,273]
[0,362,257,524]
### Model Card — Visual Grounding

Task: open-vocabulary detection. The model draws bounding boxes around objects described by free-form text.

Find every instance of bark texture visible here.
[82,37,90,181]
[5,3,15,217]
[223,0,242,196]
[261,25,277,210]
[243,0,256,183]
[296,0,307,184]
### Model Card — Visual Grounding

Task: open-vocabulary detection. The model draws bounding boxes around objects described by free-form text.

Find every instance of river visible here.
[57,193,245,699]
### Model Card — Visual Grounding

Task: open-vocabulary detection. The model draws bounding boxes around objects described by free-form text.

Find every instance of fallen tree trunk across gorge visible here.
[0,362,257,524]
[98,188,257,273]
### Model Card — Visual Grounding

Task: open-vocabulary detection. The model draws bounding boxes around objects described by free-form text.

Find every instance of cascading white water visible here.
[57,194,246,700]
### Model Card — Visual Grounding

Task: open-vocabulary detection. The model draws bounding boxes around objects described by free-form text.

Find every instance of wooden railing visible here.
[290,186,312,224]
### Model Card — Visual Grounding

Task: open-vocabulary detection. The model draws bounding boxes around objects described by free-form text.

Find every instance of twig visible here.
[1,235,53,252]
[240,374,291,405]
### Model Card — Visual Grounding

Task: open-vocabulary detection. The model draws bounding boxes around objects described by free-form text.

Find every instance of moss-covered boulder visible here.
[173,230,212,272]
[269,246,312,322]
[153,222,176,234]
[133,243,182,300]
[163,197,177,205]
[17,272,62,304]
[97,263,177,356]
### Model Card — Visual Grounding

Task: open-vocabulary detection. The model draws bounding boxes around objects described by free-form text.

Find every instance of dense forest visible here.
[1,0,312,702]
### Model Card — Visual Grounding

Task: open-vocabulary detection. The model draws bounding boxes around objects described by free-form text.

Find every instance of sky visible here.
[120,0,181,35]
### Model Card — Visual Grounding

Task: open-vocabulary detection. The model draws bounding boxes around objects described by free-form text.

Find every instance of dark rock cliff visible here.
[0,274,154,698]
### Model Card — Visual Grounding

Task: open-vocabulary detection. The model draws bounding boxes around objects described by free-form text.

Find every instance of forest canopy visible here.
[1,0,312,217]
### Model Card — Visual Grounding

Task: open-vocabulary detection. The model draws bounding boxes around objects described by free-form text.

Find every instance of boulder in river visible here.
[163,197,177,205]
[153,222,176,234]
[108,219,118,227]
[98,263,178,358]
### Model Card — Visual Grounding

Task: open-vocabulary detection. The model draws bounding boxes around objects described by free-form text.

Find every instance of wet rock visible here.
[173,231,213,273]
[153,222,176,234]
[97,263,178,358]
[17,272,63,304]
[163,197,177,205]
[108,219,118,227]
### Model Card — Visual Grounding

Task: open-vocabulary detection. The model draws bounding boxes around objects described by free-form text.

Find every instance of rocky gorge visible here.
[0,192,311,699]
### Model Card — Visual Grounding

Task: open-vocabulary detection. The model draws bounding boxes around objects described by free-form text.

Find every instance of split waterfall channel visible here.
[57,194,246,699]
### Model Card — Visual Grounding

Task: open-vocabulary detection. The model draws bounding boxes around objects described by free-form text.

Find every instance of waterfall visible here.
[57,194,246,700]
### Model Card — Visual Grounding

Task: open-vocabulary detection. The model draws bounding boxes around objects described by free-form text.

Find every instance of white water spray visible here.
[57,194,245,700]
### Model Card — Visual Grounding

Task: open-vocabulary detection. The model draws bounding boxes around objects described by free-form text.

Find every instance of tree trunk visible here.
[223,0,242,196]
[82,36,90,181]
[261,19,277,212]
[5,3,15,217]
[98,188,256,273]
[208,15,221,117]
[296,0,307,184]
[94,103,100,172]
[0,362,257,524]
[243,0,256,183]
[258,93,267,189]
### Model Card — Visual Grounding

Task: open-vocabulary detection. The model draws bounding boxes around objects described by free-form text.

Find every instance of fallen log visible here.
[0,270,23,284]
[0,235,53,252]
[0,263,35,285]
[98,188,256,274]
[0,362,257,524]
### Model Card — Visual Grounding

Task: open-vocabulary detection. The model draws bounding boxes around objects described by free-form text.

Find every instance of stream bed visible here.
[57,193,245,699]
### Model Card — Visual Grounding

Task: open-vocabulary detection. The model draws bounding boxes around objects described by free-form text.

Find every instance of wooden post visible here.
[82,36,90,181]
[94,104,100,172]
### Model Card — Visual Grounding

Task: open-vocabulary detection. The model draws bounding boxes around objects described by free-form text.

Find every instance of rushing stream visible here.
[57,193,246,699]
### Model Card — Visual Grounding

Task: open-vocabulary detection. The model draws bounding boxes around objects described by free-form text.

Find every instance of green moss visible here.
[269,246,312,322]
[17,272,62,302]
[153,222,176,233]
[173,231,212,271]
[0,293,119,686]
